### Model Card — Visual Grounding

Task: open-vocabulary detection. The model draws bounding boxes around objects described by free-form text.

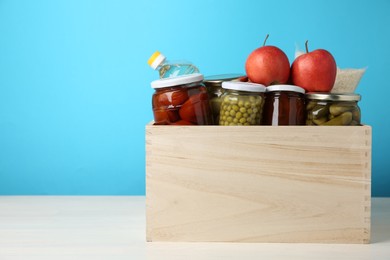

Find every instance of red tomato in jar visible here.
[190,92,209,102]
[179,93,211,124]
[171,90,189,105]
[179,101,196,123]
[171,120,194,125]
[155,90,189,107]
[153,109,180,125]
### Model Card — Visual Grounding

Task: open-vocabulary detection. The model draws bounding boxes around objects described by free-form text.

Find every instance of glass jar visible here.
[203,74,245,124]
[219,82,266,126]
[305,93,361,126]
[262,85,306,125]
[151,73,213,125]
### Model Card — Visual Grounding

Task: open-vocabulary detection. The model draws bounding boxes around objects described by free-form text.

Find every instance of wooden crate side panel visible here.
[146,126,371,243]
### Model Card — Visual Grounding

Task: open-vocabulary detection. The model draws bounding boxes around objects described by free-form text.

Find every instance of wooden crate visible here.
[145,125,371,243]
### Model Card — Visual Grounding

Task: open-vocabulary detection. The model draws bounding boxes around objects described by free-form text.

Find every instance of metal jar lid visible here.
[306,92,361,101]
[203,74,245,87]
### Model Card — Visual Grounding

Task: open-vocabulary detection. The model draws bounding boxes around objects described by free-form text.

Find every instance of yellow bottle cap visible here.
[147,51,166,69]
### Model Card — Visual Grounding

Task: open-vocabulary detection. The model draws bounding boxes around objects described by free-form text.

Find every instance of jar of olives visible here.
[219,82,266,126]
[151,73,213,125]
[262,85,306,125]
[204,74,245,124]
[305,93,361,126]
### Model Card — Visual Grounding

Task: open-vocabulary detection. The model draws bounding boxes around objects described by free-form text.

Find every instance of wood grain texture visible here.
[146,125,371,243]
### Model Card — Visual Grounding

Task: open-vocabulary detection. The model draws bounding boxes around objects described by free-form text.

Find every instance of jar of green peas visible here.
[218,82,266,126]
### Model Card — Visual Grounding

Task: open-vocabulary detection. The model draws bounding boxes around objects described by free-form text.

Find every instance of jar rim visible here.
[222,81,266,92]
[306,92,361,101]
[266,84,305,94]
[204,74,244,87]
[151,73,204,89]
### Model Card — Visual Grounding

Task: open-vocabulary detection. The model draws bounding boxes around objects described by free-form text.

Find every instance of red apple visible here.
[245,35,290,86]
[291,41,337,92]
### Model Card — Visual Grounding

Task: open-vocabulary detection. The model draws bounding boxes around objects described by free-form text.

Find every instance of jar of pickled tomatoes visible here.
[151,73,213,125]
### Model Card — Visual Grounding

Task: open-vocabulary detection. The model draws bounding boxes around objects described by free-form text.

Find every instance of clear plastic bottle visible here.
[147,51,200,79]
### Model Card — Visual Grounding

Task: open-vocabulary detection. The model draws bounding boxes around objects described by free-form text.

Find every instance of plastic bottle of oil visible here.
[147,51,199,79]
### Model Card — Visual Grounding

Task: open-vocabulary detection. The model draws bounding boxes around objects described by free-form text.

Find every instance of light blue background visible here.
[0,0,389,196]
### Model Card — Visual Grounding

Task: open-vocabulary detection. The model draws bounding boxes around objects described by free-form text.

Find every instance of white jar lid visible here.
[266,84,305,94]
[222,81,266,92]
[151,73,204,89]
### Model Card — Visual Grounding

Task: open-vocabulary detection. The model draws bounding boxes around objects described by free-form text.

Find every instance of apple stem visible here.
[263,34,269,46]
[305,40,309,53]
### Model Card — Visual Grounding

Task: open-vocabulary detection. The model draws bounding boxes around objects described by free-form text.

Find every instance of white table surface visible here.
[0,196,389,260]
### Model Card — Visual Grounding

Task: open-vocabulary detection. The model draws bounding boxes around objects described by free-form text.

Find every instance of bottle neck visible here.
[150,55,166,70]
